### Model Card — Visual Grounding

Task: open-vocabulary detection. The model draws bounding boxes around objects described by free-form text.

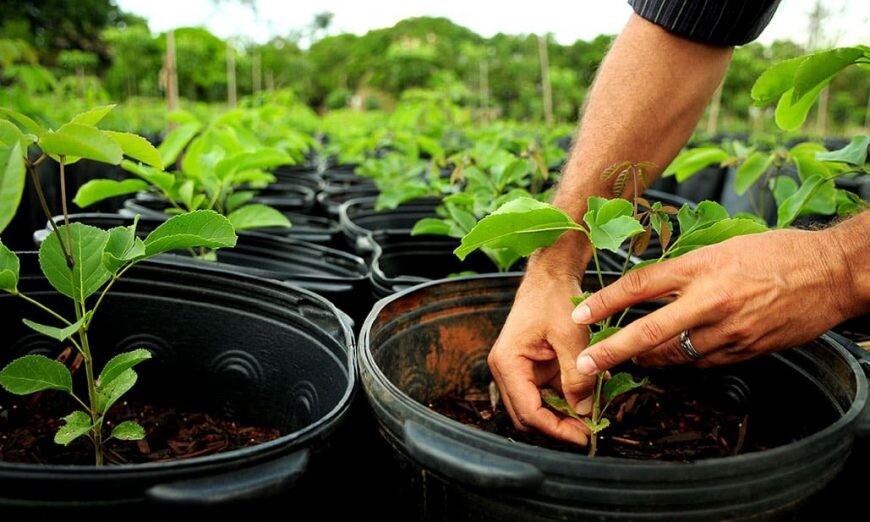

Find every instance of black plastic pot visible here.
[120,195,341,246]
[359,274,868,521]
[250,183,316,215]
[0,254,356,518]
[272,165,324,193]
[338,196,441,255]
[674,165,727,205]
[34,213,369,326]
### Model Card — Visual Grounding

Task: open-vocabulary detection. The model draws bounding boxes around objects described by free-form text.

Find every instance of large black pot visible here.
[34,214,369,326]
[338,196,441,255]
[249,183,317,215]
[0,254,356,518]
[359,274,868,521]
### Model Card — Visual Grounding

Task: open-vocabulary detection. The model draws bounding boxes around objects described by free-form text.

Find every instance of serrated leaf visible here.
[603,372,648,402]
[142,210,237,256]
[583,417,610,434]
[102,218,146,273]
[39,123,123,164]
[735,152,774,195]
[0,354,73,394]
[664,147,728,182]
[103,131,163,169]
[23,312,90,342]
[751,55,806,105]
[98,348,152,390]
[0,141,26,234]
[792,47,863,101]
[454,197,580,260]
[111,420,145,441]
[120,159,176,193]
[95,368,137,414]
[0,108,46,135]
[669,218,768,257]
[676,201,729,236]
[0,119,35,150]
[570,291,592,307]
[776,174,828,228]
[158,122,202,167]
[589,326,620,346]
[39,223,111,300]
[0,241,20,292]
[541,389,581,420]
[70,105,116,126]
[73,179,150,208]
[214,149,294,180]
[227,203,291,231]
[583,198,644,253]
[411,217,453,237]
[816,135,869,165]
[775,83,827,132]
[54,411,92,445]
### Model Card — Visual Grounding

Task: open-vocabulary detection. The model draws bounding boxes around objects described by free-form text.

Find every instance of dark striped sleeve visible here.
[628,0,782,46]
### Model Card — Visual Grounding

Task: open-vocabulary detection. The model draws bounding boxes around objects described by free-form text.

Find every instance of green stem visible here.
[79,329,103,466]
[26,161,72,267]
[589,371,605,457]
[87,262,136,326]
[14,291,84,354]
[59,156,73,269]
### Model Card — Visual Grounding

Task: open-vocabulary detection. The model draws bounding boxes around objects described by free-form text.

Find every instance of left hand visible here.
[570,227,857,374]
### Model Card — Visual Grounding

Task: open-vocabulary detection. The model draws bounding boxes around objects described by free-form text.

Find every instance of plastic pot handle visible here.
[146,449,309,506]
[403,421,544,491]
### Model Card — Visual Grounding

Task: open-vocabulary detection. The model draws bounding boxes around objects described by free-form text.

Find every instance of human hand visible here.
[571,227,859,374]
[489,265,596,446]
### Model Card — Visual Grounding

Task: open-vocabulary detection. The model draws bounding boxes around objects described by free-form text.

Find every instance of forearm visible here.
[532,13,733,276]
[826,210,870,319]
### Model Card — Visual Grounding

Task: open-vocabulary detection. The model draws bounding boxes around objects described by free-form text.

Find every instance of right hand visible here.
[488,264,596,446]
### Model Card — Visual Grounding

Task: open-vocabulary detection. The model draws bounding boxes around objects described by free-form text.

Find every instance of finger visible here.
[571,260,687,325]
[550,327,597,414]
[506,380,590,446]
[576,294,712,374]
[634,325,718,367]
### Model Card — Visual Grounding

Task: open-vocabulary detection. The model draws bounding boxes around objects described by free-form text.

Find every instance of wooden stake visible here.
[164,30,179,129]
[706,80,723,137]
[252,51,261,94]
[227,44,237,108]
[479,59,489,121]
[538,34,554,125]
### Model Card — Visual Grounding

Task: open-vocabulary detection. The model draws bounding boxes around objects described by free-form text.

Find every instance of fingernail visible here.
[576,354,599,375]
[572,304,591,324]
[575,396,593,415]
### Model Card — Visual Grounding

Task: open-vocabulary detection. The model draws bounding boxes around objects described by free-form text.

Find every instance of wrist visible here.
[824,211,870,319]
[526,230,592,283]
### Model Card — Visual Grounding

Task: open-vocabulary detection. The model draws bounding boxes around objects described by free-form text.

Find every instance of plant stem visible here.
[26,162,72,267]
[88,262,135,325]
[80,329,103,466]
[14,292,85,354]
[59,156,73,268]
[589,371,606,457]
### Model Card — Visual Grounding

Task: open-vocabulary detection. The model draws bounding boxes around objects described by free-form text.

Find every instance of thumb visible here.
[551,327,597,415]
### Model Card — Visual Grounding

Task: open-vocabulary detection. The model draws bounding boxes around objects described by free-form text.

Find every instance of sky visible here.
[116,0,868,48]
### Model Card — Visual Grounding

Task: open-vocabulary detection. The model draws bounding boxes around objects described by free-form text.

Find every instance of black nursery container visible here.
[338,196,441,255]
[0,255,356,519]
[359,274,869,521]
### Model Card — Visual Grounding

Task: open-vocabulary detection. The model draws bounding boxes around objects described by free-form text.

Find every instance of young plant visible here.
[0,108,237,465]
[453,167,768,455]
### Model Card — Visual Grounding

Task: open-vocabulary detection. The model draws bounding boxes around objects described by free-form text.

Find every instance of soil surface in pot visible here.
[429,365,797,461]
[0,393,280,465]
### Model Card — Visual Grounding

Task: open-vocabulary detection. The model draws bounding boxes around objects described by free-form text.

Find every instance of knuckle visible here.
[623,269,648,296]
[638,319,666,346]
[594,343,621,368]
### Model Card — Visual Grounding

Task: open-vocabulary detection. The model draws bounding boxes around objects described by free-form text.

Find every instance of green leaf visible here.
[583,197,644,253]
[582,417,610,434]
[771,176,799,207]
[735,152,774,195]
[669,218,768,257]
[751,55,806,106]
[589,326,620,346]
[227,203,291,231]
[603,372,648,402]
[158,122,202,167]
[775,82,827,132]
[481,246,521,272]
[23,313,90,342]
[54,411,92,445]
[0,141,26,234]
[664,147,728,182]
[111,420,145,441]
[816,135,869,165]
[0,119,35,150]
[454,197,580,260]
[70,105,116,126]
[0,241,20,292]
[225,190,255,213]
[73,179,150,208]
[677,201,729,235]
[0,108,46,135]
[214,149,294,180]
[39,123,123,164]
[541,389,581,420]
[96,368,137,414]
[102,219,146,273]
[120,159,176,193]
[143,210,237,256]
[103,131,163,169]
[792,47,863,101]
[0,354,73,394]
[98,348,152,389]
[39,223,111,300]
[570,291,592,307]
[776,174,827,228]
[411,217,452,237]
[789,143,835,181]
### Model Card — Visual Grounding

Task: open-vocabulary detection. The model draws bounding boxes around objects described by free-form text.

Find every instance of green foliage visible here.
[23,313,90,342]
[142,211,237,256]
[55,411,93,445]
[583,197,645,253]
[39,223,112,300]
[0,141,26,233]
[0,355,73,395]
[603,373,648,403]
[227,203,291,231]
[0,241,20,292]
[73,179,150,208]
[110,421,145,441]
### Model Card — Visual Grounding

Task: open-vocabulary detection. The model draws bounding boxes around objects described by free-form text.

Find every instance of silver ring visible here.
[679,330,703,361]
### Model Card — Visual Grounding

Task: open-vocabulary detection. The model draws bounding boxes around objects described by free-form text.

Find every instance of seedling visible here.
[454,161,768,455]
[0,107,237,465]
